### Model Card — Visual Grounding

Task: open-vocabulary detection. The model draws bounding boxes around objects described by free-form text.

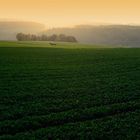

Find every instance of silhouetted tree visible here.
[16,33,78,43]
[66,36,77,42]
[41,35,48,41]
[16,33,24,41]
[31,34,37,41]
[57,34,66,42]
[49,34,57,41]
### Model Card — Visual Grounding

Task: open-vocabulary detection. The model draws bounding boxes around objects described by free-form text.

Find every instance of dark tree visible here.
[16,33,78,43]
[66,36,77,42]
[41,35,48,41]
[16,33,24,41]
[48,34,57,41]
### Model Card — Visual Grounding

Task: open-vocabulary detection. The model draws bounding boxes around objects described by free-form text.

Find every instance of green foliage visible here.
[0,42,140,139]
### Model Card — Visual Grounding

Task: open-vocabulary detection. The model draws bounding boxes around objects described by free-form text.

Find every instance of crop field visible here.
[0,41,140,140]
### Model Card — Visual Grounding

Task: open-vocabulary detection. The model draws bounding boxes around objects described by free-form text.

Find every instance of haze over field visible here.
[1,23,140,47]
[0,21,45,40]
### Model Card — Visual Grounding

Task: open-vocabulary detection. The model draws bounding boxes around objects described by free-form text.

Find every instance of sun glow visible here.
[0,0,140,27]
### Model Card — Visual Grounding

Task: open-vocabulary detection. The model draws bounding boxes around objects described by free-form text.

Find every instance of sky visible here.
[0,0,140,27]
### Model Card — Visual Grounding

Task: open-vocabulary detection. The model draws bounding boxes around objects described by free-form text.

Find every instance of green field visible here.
[0,41,140,140]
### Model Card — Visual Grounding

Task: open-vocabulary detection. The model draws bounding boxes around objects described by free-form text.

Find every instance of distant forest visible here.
[16,33,77,42]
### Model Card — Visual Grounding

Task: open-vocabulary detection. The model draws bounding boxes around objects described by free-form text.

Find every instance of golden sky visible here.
[0,0,140,27]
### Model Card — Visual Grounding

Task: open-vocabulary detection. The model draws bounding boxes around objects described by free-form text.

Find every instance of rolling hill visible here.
[0,21,45,40]
[45,25,140,47]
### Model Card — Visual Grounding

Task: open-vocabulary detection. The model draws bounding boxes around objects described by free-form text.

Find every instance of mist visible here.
[1,21,140,47]
[0,21,45,40]
[43,25,140,47]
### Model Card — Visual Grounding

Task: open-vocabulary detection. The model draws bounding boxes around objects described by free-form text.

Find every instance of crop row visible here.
[0,99,139,135]
[0,91,139,122]
[0,110,139,140]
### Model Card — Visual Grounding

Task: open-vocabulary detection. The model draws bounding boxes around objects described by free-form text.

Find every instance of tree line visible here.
[16,33,77,42]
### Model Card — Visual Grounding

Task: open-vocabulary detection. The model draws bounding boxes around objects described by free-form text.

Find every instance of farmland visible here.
[0,41,140,140]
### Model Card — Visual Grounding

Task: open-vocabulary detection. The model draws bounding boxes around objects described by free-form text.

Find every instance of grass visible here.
[0,41,140,139]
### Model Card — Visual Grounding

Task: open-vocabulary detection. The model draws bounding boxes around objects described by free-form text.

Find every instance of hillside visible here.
[45,25,140,47]
[0,21,45,40]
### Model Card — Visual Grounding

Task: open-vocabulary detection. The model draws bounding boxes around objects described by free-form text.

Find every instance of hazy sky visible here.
[0,0,140,27]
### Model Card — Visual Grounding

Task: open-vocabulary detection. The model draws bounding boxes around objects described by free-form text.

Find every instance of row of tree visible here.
[16,33,77,42]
